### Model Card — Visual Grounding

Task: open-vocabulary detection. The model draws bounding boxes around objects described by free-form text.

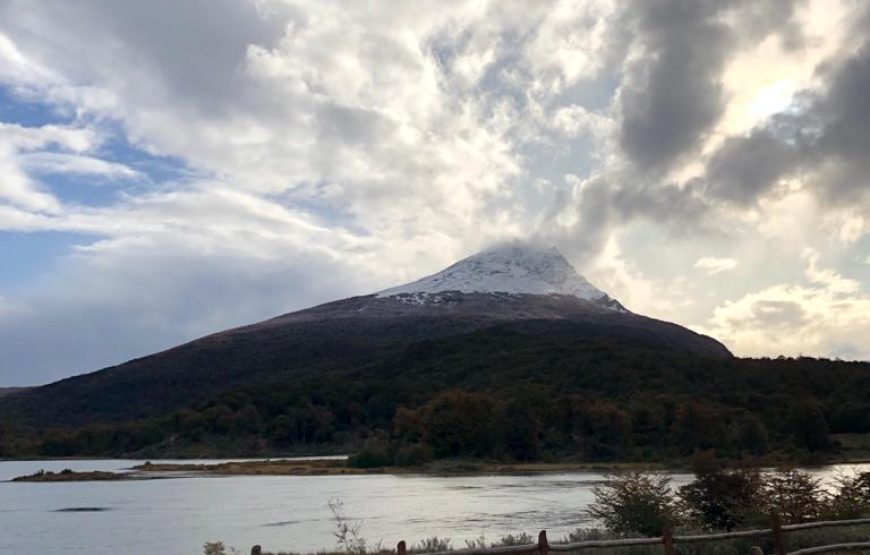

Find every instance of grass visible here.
[129,458,667,478]
[11,468,125,482]
[133,459,392,476]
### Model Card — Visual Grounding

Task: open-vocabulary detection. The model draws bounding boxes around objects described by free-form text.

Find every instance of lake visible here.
[1,459,867,555]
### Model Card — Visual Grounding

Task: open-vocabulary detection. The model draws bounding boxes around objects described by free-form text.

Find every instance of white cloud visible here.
[0,122,116,212]
[520,0,615,92]
[551,104,612,139]
[19,152,142,180]
[702,252,870,360]
[0,31,54,86]
[694,256,738,275]
[0,142,61,212]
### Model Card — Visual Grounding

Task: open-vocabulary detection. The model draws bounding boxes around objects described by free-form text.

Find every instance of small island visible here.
[12,468,126,482]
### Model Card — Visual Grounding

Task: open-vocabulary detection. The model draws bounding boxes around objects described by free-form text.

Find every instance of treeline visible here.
[0,385,853,462]
[351,389,833,467]
[1,336,868,461]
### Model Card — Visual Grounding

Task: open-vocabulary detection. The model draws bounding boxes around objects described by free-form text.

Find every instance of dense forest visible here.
[1,330,868,463]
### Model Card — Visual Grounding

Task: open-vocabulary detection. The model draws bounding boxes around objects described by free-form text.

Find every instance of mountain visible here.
[377,243,628,311]
[0,243,730,429]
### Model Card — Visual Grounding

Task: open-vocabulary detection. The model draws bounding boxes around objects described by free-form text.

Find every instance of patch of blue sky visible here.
[272,182,370,236]
[1,84,201,198]
[0,230,97,293]
[92,120,204,184]
[828,342,866,361]
[551,71,621,112]
[0,85,67,127]
[522,132,597,184]
[33,170,139,207]
[21,129,198,207]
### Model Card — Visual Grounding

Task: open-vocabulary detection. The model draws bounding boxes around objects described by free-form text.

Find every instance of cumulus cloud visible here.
[702,250,870,359]
[694,257,738,275]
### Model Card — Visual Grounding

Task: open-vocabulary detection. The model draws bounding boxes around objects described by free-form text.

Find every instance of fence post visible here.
[250,546,262,555]
[771,513,786,555]
[398,540,407,555]
[662,524,675,555]
[538,530,549,555]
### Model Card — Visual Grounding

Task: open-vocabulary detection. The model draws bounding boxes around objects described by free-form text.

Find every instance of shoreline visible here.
[8,456,870,482]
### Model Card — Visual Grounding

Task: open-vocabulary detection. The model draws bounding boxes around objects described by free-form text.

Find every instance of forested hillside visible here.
[2,327,867,463]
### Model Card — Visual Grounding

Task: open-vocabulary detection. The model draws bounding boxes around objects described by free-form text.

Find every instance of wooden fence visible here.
[247,516,870,555]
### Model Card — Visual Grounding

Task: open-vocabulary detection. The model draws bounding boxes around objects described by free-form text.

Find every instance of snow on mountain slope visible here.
[378,243,621,309]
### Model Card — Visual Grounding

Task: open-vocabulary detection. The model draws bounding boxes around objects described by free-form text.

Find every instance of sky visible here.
[0,0,868,386]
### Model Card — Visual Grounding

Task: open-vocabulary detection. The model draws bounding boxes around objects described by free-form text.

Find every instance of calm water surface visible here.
[1,459,867,555]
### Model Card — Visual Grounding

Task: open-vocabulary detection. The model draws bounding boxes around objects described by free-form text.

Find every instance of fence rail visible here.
[247,516,870,555]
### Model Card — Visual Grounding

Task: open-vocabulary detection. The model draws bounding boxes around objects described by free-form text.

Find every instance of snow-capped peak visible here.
[378,243,618,306]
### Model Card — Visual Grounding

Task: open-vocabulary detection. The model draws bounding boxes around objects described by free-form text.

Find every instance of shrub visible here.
[493,533,534,546]
[679,456,766,530]
[203,541,227,555]
[410,537,451,553]
[587,472,681,536]
[562,528,619,543]
[328,498,368,555]
[824,471,870,519]
[761,468,824,523]
[348,441,392,469]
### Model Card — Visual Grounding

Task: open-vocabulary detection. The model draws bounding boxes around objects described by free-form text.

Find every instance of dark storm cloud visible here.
[545,171,712,266]
[704,128,800,205]
[812,45,870,202]
[617,0,733,172]
[615,0,803,173]
[702,38,870,206]
[614,182,711,235]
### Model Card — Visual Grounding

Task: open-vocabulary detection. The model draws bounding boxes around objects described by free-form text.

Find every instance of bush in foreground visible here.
[587,472,680,536]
